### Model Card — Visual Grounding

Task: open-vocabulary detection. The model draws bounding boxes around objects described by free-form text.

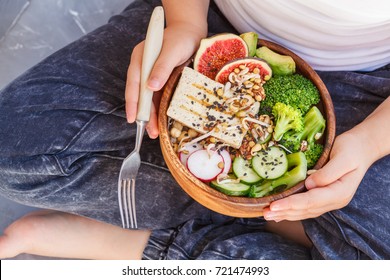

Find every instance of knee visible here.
[0,153,64,203]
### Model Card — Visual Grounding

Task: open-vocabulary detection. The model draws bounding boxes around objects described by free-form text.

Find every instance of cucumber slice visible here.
[232,156,262,184]
[210,180,251,196]
[252,146,288,179]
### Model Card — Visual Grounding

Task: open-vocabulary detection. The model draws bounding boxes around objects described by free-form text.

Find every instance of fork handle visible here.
[134,120,147,152]
[136,6,165,122]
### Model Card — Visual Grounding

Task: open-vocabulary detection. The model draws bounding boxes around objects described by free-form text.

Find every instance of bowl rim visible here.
[158,38,336,216]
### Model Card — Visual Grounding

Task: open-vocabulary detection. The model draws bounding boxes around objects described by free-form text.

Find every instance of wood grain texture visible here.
[159,39,336,218]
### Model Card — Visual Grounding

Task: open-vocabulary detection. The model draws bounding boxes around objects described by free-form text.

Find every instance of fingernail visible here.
[148,78,161,90]
[126,113,134,124]
[146,127,158,139]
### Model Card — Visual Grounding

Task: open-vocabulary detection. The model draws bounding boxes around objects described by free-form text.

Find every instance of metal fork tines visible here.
[118,120,145,229]
[118,178,137,229]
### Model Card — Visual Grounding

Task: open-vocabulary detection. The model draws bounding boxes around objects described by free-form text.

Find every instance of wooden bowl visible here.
[158,39,336,217]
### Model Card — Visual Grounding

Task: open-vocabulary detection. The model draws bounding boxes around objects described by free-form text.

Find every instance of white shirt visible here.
[214,0,390,71]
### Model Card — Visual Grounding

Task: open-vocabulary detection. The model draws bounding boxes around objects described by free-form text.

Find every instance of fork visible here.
[118,6,165,229]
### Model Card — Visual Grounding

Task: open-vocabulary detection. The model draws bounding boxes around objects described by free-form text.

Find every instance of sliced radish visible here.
[179,143,203,165]
[187,149,224,182]
[219,149,232,174]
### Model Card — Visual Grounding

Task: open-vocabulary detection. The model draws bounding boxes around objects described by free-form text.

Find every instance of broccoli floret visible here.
[304,143,324,169]
[272,102,303,141]
[281,106,325,146]
[249,152,307,198]
[280,106,326,168]
[261,74,320,115]
[280,136,301,153]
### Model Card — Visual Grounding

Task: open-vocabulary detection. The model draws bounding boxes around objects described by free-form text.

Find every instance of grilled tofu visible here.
[167,67,247,148]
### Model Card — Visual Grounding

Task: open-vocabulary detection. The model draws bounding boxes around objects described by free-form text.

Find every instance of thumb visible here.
[147,46,187,91]
[305,155,355,190]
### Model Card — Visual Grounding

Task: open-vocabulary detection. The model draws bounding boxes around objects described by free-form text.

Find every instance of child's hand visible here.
[264,95,390,221]
[263,132,373,221]
[125,24,206,138]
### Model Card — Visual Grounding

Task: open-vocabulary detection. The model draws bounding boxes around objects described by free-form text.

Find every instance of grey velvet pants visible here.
[0,0,389,259]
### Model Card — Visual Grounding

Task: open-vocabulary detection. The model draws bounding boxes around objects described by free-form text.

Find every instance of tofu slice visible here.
[167,67,247,148]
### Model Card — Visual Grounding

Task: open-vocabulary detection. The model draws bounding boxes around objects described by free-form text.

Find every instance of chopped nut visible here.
[244,81,254,88]
[250,143,262,156]
[246,89,254,96]
[236,110,247,118]
[187,129,198,138]
[248,141,256,148]
[239,64,246,70]
[172,121,183,131]
[170,127,181,138]
[218,161,225,169]
[253,143,263,151]
[255,95,263,102]
[216,88,224,97]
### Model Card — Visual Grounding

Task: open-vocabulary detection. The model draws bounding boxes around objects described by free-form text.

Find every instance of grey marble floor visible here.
[0,0,134,259]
